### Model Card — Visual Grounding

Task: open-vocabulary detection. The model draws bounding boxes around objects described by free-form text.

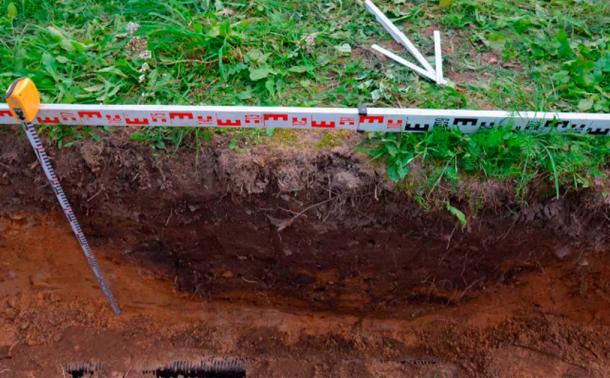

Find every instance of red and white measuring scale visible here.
[1,103,609,135]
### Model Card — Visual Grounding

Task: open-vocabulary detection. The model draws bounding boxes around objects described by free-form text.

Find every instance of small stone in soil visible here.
[4,308,18,320]
[554,246,571,260]
[579,259,589,267]
[222,271,234,279]
[9,213,25,221]
[7,296,17,308]
[29,271,52,288]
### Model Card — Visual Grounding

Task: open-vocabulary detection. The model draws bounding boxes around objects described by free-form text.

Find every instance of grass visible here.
[1,0,609,204]
[363,126,609,202]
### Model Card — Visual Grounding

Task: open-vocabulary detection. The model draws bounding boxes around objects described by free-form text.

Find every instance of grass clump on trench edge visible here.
[0,0,608,210]
[363,127,610,203]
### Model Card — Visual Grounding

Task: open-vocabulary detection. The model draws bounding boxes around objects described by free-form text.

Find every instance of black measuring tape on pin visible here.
[5,78,121,315]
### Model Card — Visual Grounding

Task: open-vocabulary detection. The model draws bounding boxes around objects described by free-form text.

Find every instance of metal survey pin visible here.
[5,78,122,315]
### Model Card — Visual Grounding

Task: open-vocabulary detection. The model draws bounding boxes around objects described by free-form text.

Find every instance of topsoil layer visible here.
[0,129,609,377]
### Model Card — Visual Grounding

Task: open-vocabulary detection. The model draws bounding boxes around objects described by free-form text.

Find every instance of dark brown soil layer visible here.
[1,130,608,312]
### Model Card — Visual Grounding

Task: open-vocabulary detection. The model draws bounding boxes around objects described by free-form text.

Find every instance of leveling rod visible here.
[1,104,609,135]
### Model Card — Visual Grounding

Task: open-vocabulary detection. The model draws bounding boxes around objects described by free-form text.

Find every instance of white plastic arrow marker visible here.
[365,0,447,86]
[371,44,437,82]
[364,0,435,74]
[433,30,447,85]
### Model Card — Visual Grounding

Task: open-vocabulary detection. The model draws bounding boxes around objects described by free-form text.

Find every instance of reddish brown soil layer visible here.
[1,214,609,377]
[0,130,609,376]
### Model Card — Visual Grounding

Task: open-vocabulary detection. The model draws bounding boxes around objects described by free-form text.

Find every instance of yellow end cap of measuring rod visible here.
[5,78,40,123]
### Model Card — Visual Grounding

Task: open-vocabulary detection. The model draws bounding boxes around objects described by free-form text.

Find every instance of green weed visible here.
[40,125,108,148]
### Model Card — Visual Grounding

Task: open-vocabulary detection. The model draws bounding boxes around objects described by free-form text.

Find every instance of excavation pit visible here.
[0,131,608,376]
